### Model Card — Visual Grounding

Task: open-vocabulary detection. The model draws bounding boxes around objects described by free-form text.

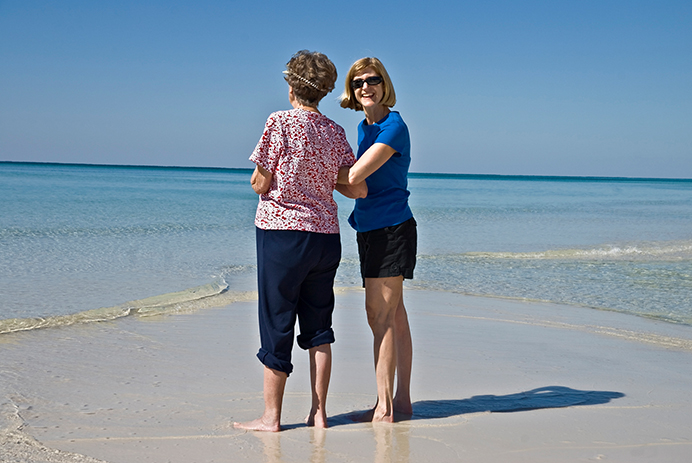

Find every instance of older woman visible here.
[339,57,416,422]
[235,50,366,432]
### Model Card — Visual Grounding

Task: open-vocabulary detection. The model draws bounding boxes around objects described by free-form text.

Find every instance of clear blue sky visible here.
[1,1,690,178]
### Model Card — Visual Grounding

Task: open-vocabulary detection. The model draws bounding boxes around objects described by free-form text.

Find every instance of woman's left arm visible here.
[251,165,273,194]
[337,142,397,185]
[335,168,368,198]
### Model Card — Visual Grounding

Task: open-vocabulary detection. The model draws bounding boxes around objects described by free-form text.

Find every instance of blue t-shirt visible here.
[348,111,413,232]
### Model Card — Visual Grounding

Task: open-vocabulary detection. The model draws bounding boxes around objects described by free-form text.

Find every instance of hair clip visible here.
[283,70,321,91]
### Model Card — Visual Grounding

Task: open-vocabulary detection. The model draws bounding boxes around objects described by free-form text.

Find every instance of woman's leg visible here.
[234,366,287,432]
[296,233,340,428]
[364,275,404,422]
[305,344,332,428]
[393,298,413,415]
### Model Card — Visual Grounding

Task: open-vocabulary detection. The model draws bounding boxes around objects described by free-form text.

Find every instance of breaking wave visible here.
[460,240,692,261]
[0,280,257,335]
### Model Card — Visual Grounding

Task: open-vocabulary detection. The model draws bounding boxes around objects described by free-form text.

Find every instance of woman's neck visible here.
[288,87,319,114]
[297,105,320,114]
[290,99,320,114]
[364,105,390,125]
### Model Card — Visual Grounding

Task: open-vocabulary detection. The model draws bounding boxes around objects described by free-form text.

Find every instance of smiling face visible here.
[353,67,384,110]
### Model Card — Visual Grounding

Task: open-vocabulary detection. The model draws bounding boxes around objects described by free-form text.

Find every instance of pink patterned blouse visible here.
[250,108,356,234]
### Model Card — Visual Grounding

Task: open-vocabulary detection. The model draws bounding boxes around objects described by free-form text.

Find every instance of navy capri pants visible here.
[255,228,341,376]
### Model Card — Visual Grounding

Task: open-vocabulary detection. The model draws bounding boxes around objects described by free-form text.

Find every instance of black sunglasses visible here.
[351,76,383,89]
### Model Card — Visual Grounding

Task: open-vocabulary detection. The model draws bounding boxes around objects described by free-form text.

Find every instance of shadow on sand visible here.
[329,385,625,426]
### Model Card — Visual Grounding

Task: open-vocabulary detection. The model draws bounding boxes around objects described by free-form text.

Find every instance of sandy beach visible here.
[2,288,691,462]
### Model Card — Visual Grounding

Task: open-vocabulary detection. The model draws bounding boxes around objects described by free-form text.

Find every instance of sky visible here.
[1,1,691,178]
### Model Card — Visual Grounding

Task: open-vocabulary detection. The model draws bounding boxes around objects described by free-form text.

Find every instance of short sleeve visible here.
[335,127,356,168]
[374,115,409,155]
[249,114,283,173]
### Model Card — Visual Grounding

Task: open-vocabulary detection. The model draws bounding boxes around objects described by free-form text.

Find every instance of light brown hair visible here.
[339,57,397,111]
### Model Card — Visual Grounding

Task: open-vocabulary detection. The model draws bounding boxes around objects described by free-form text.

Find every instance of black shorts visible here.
[356,217,417,281]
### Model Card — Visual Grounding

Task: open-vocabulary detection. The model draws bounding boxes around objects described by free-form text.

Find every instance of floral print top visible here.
[250,108,356,234]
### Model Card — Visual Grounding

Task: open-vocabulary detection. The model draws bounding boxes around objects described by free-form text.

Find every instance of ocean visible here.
[1,161,691,334]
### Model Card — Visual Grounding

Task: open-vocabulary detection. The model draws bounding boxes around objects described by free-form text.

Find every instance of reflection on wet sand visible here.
[249,422,412,463]
[374,423,410,463]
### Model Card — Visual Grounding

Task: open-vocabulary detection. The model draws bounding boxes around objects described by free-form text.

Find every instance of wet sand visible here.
[2,288,692,462]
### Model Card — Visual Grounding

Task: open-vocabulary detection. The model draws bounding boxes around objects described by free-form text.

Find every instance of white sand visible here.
[1,288,692,462]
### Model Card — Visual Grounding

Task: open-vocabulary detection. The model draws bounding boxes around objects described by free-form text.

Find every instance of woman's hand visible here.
[338,143,397,186]
[335,171,368,199]
[251,165,272,194]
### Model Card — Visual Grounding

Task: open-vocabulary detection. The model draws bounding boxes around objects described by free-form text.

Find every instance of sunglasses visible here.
[351,76,383,89]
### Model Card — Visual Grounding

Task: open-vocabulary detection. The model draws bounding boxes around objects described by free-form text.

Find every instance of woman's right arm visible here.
[335,169,368,198]
[251,165,273,194]
[337,142,397,186]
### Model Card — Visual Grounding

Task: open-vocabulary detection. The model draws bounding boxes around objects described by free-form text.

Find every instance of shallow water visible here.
[1,162,691,331]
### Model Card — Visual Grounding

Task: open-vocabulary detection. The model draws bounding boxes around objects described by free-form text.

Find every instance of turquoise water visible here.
[1,162,692,332]
[407,175,692,323]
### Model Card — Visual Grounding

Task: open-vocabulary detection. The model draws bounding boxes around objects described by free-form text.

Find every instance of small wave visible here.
[0,280,256,335]
[455,240,692,261]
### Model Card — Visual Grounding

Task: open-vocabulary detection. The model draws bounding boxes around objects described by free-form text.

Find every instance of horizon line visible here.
[1,160,690,182]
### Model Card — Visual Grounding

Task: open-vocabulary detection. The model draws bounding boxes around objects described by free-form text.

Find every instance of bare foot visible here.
[393,396,413,416]
[348,408,374,422]
[233,417,280,432]
[305,409,328,428]
[371,406,395,423]
[349,406,395,423]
